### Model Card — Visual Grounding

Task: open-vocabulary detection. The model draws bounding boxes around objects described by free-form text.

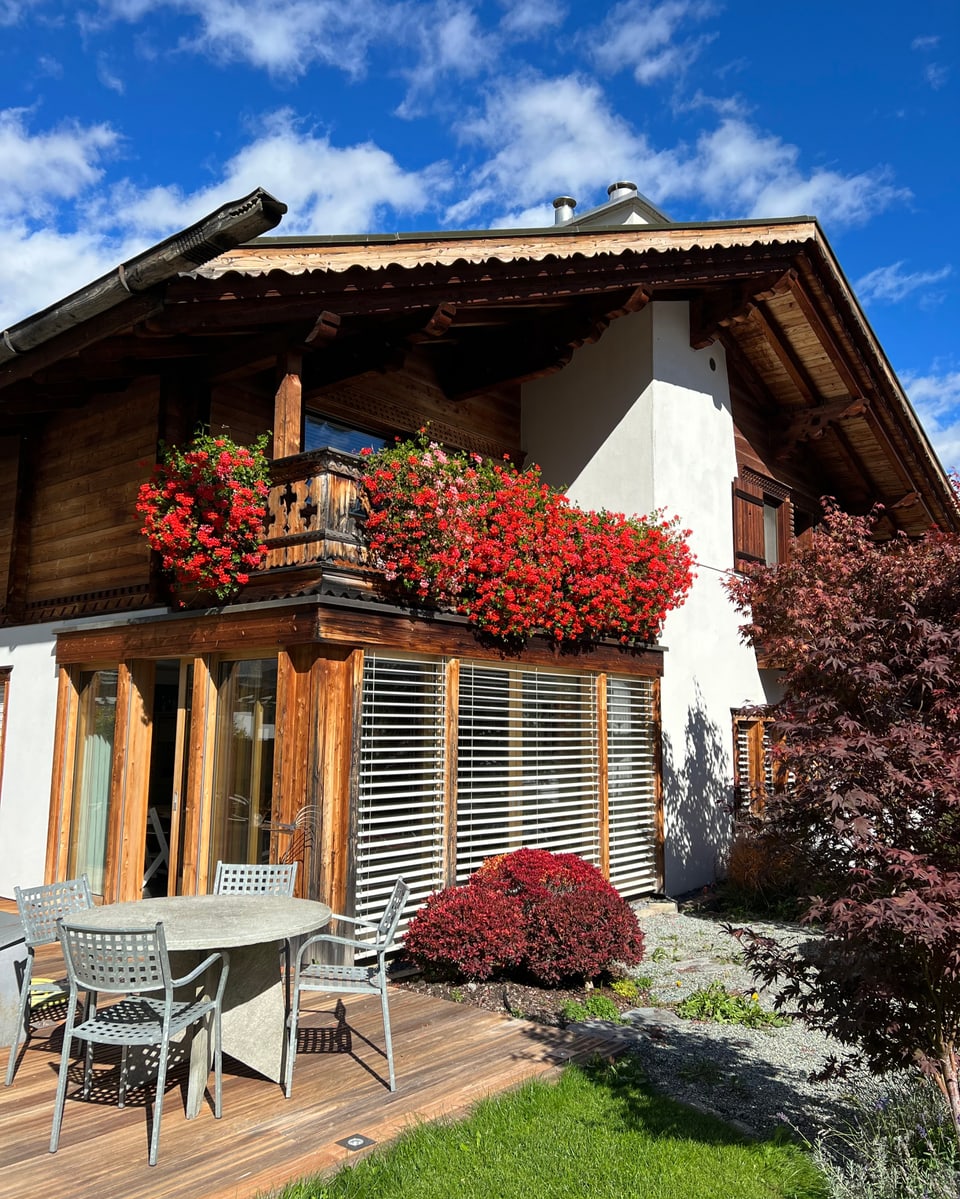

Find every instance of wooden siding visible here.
[0,910,621,1199]
[21,384,158,616]
[0,436,18,618]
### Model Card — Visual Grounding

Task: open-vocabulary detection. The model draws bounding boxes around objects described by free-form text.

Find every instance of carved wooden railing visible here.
[262,448,370,575]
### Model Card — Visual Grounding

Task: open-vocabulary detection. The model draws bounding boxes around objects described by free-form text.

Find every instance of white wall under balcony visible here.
[523,301,771,896]
[0,622,60,898]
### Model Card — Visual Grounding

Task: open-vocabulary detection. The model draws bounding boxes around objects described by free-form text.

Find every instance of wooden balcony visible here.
[263,448,370,578]
[0,900,618,1199]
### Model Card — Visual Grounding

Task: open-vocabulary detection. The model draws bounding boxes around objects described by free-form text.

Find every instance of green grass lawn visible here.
[272,1055,826,1199]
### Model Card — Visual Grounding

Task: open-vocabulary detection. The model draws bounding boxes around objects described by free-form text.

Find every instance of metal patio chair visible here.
[212,860,299,897]
[50,919,229,1167]
[284,877,409,1097]
[5,875,94,1087]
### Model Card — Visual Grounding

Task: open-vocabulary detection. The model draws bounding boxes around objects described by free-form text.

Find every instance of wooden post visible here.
[274,352,303,458]
[45,666,78,884]
[596,673,610,878]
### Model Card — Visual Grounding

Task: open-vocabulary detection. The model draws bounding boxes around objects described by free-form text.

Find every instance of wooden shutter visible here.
[732,475,766,567]
[606,676,659,899]
[356,653,446,935]
[455,663,600,882]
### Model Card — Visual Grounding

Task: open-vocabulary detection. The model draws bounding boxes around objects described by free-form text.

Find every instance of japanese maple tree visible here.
[726,499,960,1137]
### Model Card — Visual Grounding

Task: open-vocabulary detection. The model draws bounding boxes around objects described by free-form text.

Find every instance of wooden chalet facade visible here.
[0,184,956,928]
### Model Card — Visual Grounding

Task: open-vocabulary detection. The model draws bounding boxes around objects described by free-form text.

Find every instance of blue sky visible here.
[2,1,958,467]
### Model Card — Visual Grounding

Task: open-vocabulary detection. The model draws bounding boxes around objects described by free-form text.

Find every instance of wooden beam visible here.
[774,397,869,460]
[748,303,819,406]
[784,270,865,397]
[274,352,303,458]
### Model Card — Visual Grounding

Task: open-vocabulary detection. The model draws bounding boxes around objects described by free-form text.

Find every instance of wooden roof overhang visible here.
[1,215,956,535]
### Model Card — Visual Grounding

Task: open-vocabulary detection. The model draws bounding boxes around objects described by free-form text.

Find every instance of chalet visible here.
[0,182,955,931]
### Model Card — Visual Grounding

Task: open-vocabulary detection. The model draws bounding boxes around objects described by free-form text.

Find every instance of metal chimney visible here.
[553,196,577,224]
[607,181,638,202]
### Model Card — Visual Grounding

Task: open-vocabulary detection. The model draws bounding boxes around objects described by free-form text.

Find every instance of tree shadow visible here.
[661,685,734,894]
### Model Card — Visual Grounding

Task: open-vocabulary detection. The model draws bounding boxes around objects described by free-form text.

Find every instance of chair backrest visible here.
[15,876,93,950]
[58,920,170,996]
[213,861,298,897]
[376,878,410,947]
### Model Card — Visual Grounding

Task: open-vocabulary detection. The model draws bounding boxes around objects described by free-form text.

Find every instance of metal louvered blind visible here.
[356,653,446,933]
[456,663,600,881]
[606,676,659,899]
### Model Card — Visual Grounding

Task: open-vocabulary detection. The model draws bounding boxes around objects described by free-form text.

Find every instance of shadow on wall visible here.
[661,686,734,895]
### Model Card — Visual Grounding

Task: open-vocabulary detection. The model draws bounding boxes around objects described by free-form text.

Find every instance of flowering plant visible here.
[361,434,694,645]
[136,431,271,603]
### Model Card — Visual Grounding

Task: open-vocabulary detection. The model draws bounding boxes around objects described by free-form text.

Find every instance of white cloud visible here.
[901,367,960,473]
[453,87,909,230]
[924,63,949,89]
[855,261,952,305]
[96,54,126,93]
[584,0,716,85]
[450,74,663,222]
[98,0,388,77]
[911,34,939,51]
[0,108,119,217]
[395,3,499,116]
[0,108,444,329]
[498,0,565,36]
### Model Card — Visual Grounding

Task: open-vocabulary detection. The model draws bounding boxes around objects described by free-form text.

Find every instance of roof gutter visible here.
[0,186,287,367]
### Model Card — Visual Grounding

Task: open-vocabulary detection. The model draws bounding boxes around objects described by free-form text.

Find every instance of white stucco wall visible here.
[523,301,771,895]
[0,623,60,898]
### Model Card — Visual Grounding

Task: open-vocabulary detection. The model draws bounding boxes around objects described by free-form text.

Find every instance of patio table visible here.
[68,893,331,1117]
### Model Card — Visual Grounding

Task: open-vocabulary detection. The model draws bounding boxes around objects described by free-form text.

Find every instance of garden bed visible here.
[395,972,647,1027]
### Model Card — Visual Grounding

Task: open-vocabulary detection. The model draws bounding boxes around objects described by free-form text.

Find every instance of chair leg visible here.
[284,989,301,1099]
[118,1046,128,1107]
[5,951,34,1086]
[49,1007,79,1154]
[380,981,396,1092]
[149,1038,170,1167]
[212,1007,223,1119]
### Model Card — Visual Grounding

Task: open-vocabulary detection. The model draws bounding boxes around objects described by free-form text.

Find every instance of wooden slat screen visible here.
[455,663,600,881]
[606,675,659,899]
[356,653,446,935]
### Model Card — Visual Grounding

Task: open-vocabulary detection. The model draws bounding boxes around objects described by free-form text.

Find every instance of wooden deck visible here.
[0,907,619,1199]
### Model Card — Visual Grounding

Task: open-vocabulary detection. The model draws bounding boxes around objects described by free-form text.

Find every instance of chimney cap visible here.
[607,181,639,201]
[552,196,578,225]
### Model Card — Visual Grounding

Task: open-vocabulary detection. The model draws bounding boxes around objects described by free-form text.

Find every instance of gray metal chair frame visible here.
[284,878,409,1097]
[5,875,93,1087]
[213,860,299,1007]
[50,920,229,1167]
[212,861,298,896]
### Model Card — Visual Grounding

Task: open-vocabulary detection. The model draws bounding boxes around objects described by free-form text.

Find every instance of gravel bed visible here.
[576,905,883,1141]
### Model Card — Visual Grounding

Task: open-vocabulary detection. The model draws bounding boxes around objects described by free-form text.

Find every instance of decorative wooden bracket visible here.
[775,397,869,460]
[303,310,341,346]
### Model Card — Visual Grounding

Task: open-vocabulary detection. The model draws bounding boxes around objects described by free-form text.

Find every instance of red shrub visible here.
[403,885,525,981]
[407,849,645,986]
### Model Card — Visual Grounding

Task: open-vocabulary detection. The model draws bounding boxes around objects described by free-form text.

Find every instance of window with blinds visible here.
[356,653,447,932]
[607,676,659,899]
[355,652,662,937]
[456,663,600,881]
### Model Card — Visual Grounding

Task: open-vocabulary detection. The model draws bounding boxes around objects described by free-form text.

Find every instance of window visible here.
[304,413,387,456]
[67,669,119,895]
[456,663,600,881]
[208,659,277,872]
[732,471,792,569]
[732,711,790,813]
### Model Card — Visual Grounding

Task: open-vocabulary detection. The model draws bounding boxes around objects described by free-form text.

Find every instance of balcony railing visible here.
[262,448,370,575]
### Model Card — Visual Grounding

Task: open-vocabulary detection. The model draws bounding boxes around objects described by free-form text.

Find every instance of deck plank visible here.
[0,901,619,1199]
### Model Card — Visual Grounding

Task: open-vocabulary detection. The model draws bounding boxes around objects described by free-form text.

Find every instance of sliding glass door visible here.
[66,668,118,895]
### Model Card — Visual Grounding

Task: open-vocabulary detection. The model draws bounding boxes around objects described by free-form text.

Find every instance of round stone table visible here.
[69,894,331,1117]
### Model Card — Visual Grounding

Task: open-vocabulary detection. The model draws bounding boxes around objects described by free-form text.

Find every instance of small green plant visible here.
[650,933,682,964]
[675,981,789,1028]
[611,978,640,1003]
[449,987,464,1003]
[560,992,623,1024]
